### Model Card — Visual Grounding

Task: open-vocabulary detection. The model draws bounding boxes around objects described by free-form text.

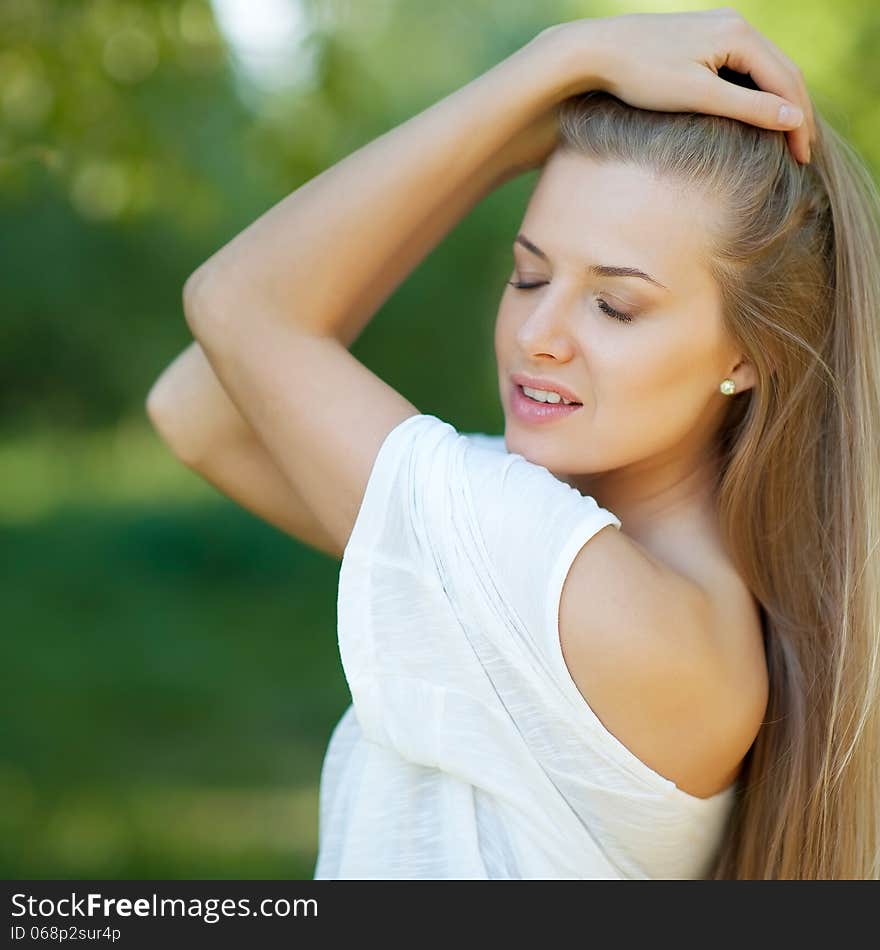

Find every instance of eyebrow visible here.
[515,233,670,292]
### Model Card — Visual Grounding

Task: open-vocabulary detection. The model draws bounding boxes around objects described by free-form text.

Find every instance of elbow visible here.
[182,268,215,338]
[145,377,172,431]
[144,390,202,469]
[144,382,176,449]
[145,377,187,462]
[181,267,245,355]
[183,266,279,343]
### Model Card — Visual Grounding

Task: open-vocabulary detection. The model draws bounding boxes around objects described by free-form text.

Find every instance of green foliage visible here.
[0,498,346,878]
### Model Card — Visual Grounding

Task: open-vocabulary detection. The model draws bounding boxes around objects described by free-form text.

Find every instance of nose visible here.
[514,286,579,360]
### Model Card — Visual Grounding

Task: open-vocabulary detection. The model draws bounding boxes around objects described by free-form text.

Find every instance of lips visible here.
[510,372,583,405]
[510,381,583,423]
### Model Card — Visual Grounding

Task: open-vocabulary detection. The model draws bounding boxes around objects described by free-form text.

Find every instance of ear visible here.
[729,357,762,393]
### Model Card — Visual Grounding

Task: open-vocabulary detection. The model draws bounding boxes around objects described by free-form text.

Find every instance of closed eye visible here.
[506,280,633,324]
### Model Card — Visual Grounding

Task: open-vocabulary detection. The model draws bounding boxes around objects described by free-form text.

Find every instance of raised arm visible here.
[183,10,813,326]
[181,32,581,336]
[143,114,527,558]
[143,53,556,556]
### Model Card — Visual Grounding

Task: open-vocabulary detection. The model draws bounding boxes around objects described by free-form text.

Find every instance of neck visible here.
[563,442,723,552]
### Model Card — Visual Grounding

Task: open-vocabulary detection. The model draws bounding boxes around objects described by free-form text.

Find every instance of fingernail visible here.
[778,103,803,126]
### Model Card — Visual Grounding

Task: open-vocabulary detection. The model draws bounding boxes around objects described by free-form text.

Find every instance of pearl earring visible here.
[720,378,736,395]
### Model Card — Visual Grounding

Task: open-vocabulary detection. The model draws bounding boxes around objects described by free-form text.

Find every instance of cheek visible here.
[591,333,703,425]
[611,324,706,387]
[606,339,720,449]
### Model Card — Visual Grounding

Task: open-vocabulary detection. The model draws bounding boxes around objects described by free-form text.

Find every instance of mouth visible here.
[510,373,583,405]
[514,384,582,407]
[510,382,583,422]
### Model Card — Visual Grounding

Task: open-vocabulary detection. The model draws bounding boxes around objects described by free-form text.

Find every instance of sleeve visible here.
[459,431,507,454]
[338,413,622,710]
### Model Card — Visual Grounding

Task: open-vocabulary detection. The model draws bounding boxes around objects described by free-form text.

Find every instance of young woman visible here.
[146,9,880,879]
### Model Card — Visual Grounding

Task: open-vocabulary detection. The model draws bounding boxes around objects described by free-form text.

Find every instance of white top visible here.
[313,413,737,879]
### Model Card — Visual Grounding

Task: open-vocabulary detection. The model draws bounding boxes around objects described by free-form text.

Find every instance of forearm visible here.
[184,32,584,342]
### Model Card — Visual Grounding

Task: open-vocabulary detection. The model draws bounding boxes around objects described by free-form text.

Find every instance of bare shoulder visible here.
[558,524,768,799]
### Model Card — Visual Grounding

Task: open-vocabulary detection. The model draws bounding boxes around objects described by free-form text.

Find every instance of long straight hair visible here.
[555,85,880,879]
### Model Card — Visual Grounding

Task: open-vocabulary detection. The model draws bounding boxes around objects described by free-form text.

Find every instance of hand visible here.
[536,7,816,165]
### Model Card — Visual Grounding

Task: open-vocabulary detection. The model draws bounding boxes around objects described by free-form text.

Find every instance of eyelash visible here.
[506,280,633,323]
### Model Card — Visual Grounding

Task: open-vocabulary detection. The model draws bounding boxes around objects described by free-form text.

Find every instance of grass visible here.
[0,420,351,878]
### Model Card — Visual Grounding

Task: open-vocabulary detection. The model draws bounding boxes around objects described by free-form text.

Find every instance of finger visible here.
[723,21,812,162]
[696,68,803,132]
[750,30,815,162]
[705,64,808,163]
[690,68,809,165]
[752,32,816,150]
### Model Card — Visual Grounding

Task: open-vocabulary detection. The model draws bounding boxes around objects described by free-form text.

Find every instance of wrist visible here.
[480,23,610,187]
[524,19,612,102]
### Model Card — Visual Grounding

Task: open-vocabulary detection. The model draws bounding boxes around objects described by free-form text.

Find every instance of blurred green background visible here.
[1,0,876,878]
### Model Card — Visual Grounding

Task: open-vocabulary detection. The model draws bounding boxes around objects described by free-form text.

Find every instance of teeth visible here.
[521,385,577,405]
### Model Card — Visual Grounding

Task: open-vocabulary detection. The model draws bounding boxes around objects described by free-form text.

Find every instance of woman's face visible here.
[494,150,754,496]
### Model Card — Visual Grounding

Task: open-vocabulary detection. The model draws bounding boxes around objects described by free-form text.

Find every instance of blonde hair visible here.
[555,84,880,879]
